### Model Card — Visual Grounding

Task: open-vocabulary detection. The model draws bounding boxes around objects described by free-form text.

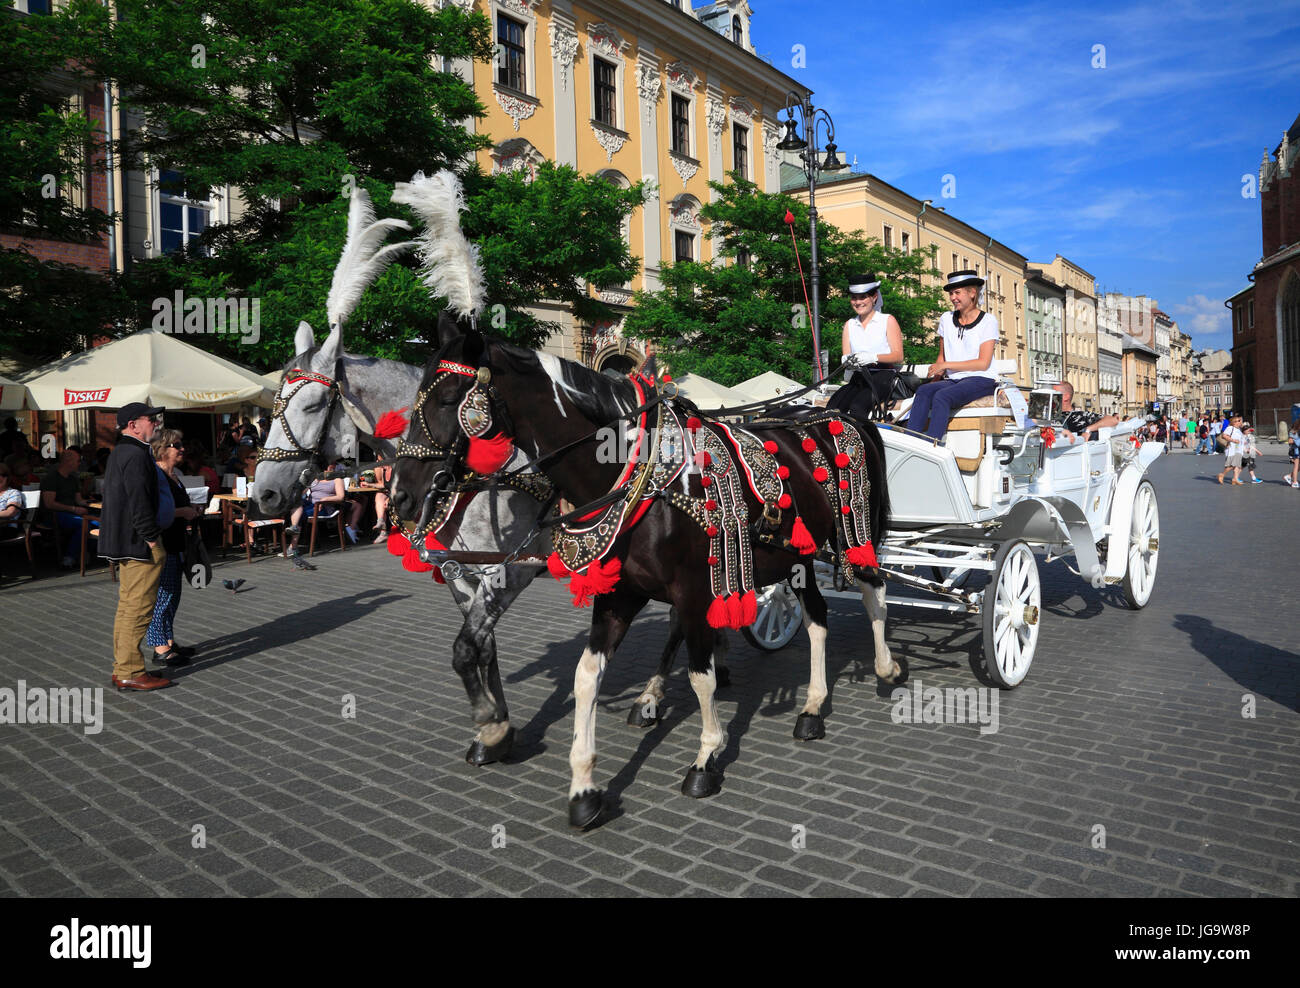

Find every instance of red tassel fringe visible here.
[372,408,410,440]
[387,532,410,556]
[402,547,433,573]
[547,551,571,580]
[726,592,743,628]
[465,433,514,475]
[431,567,446,584]
[846,541,878,568]
[740,589,757,626]
[567,556,622,607]
[791,516,817,554]
[706,595,730,629]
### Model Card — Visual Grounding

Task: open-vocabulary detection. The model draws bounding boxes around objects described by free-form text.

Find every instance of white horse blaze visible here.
[569,649,607,797]
[687,663,725,768]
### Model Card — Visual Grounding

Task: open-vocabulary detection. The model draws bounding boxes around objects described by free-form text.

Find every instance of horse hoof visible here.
[626,699,659,729]
[464,725,515,766]
[568,789,605,830]
[793,712,825,741]
[715,665,731,689]
[681,758,723,798]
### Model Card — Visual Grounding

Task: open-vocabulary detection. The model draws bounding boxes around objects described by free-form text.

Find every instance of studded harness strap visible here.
[257,367,342,466]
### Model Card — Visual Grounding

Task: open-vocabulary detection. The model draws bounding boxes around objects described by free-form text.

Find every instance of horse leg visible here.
[793,582,830,741]
[861,575,902,683]
[681,620,727,798]
[569,587,648,829]
[627,608,731,729]
[448,566,533,765]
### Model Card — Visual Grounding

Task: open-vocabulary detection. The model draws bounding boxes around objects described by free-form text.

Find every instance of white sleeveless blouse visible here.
[844,311,893,363]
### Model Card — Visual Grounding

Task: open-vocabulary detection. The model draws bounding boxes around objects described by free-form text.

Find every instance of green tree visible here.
[0,4,124,363]
[625,176,946,386]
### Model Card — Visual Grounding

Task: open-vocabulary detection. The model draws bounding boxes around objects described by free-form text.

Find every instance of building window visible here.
[157,169,212,254]
[671,94,691,156]
[901,231,910,254]
[1283,276,1300,384]
[736,247,750,269]
[15,0,52,12]
[593,57,617,127]
[731,14,743,45]
[732,123,748,179]
[883,224,893,248]
[675,230,695,262]
[951,252,958,271]
[962,256,969,271]
[497,14,527,92]
[1248,299,1254,328]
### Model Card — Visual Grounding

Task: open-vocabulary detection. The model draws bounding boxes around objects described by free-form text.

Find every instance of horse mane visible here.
[490,340,637,423]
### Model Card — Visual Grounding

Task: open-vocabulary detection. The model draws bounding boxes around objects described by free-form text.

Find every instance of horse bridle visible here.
[257,366,343,480]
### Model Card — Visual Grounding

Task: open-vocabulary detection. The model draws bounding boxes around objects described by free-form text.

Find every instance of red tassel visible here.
[701,475,713,488]
[387,531,411,556]
[828,420,845,435]
[372,408,410,440]
[707,595,730,629]
[465,433,514,475]
[841,505,851,515]
[584,556,622,596]
[778,493,792,509]
[547,552,571,580]
[802,437,817,452]
[662,374,673,383]
[706,525,717,537]
[705,499,717,511]
[402,547,433,572]
[813,467,828,482]
[763,440,778,453]
[700,451,712,466]
[791,516,817,554]
[776,465,790,479]
[740,589,757,626]
[839,480,849,491]
[847,541,878,568]
[726,592,744,629]
[424,532,445,551]
[707,555,719,566]
[835,452,850,468]
[784,209,795,224]
[687,417,702,431]
[431,567,446,584]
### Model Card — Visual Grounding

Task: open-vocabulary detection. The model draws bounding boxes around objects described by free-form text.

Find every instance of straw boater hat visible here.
[944,269,984,290]
[847,274,881,295]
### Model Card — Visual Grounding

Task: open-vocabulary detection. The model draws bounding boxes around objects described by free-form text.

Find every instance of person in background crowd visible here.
[1196,417,1211,454]
[1286,421,1299,488]
[257,415,270,445]
[0,417,27,458]
[144,428,199,667]
[1216,414,1245,485]
[100,403,171,692]
[1182,414,1194,449]
[1209,416,1223,452]
[369,453,392,545]
[40,447,95,569]
[223,437,258,478]
[92,446,112,476]
[1240,424,1263,484]
[283,474,362,554]
[4,452,38,486]
[0,464,24,529]
[182,443,220,494]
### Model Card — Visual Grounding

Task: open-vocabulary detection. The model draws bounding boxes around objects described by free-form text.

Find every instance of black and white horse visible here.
[392,318,900,828]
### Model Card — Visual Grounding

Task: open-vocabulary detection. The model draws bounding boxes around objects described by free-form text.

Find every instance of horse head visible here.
[255,320,348,517]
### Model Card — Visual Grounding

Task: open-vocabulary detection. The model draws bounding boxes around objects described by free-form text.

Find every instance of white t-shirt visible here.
[844,311,894,363]
[1221,425,1244,456]
[939,310,999,380]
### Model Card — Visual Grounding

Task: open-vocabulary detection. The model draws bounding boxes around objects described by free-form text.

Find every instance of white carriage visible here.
[745,361,1163,688]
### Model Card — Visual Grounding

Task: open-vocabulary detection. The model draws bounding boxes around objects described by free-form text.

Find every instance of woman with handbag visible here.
[828,273,904,422]
[145,429,200,666]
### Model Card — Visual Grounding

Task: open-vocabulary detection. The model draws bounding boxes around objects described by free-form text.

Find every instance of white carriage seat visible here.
[893,360,1019,467]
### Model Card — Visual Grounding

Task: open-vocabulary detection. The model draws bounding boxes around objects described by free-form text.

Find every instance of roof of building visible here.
[1273,111,1300,156]
[1198,349,1233,372]
[1122,335,1158,357]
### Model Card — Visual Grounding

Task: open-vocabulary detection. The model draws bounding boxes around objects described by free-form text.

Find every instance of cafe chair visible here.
[227,500,285,563]
[307,504,348,558]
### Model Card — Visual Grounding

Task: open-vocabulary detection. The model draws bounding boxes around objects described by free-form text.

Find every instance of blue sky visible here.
[746,0,1300,352]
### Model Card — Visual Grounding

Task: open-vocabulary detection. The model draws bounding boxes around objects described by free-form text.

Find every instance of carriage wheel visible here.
[981,540,1040,688]
[1122,480,1159,610]
[742,582,803,652]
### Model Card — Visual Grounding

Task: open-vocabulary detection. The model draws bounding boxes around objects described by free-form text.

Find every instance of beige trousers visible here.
[112,544,166,680]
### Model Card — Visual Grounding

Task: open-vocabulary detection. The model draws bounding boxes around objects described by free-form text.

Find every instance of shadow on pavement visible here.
[1173,613,1299,712]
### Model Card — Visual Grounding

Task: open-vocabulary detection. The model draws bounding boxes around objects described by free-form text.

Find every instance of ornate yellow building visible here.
[805,172,1031,385]
[439,0,809,369]
[1027,255,1099,410]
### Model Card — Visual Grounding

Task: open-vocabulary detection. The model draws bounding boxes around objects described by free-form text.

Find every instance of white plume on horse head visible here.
[325,187,414,332]
[391,170,486,320]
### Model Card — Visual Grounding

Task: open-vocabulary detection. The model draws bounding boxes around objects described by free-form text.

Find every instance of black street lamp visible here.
[776,93,845,382]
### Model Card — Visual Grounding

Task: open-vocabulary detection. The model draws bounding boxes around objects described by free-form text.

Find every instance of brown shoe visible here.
[111,672,174,691]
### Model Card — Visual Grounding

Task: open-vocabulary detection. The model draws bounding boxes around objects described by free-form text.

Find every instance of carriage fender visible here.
[994,496,1101,584]
[1104,442,1163,580]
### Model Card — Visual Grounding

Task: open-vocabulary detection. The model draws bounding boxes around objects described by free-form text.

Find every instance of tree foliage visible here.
[625,176,946,386]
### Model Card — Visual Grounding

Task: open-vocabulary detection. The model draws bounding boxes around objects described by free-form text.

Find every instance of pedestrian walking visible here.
[1240,424,1263,483]
[144,429,201,667]
[1196,418,1211,454]
[1182,414,1194,449]
[1216,414,1246,486]
[1286,421,1299,488]
[99,403,173,692]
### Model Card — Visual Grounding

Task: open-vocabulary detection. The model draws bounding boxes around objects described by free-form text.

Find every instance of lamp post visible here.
[776,93,845,382]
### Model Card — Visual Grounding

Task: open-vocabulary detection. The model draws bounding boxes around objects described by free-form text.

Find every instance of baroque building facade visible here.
[442,0,808,370]
[1028,255,1098,409]
[1024,269,1064,385]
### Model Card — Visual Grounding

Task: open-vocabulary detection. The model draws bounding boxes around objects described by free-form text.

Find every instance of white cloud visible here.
[1171,294,1231,341]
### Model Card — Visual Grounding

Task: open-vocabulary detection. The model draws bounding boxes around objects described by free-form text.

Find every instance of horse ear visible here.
[294,321,315,356]
[319,323,342,364]
[436,309,462,348]
[462,326,486,366]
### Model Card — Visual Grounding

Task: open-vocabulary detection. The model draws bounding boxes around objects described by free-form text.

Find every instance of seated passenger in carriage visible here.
[827,273,904,421]
[903,270,1000,441]
[1051,381,1120,443]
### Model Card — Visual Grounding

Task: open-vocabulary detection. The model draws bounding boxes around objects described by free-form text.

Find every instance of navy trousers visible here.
[906,376,999,441]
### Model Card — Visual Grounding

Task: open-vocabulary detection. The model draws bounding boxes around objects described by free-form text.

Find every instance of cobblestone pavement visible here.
[1,443,1296,897]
